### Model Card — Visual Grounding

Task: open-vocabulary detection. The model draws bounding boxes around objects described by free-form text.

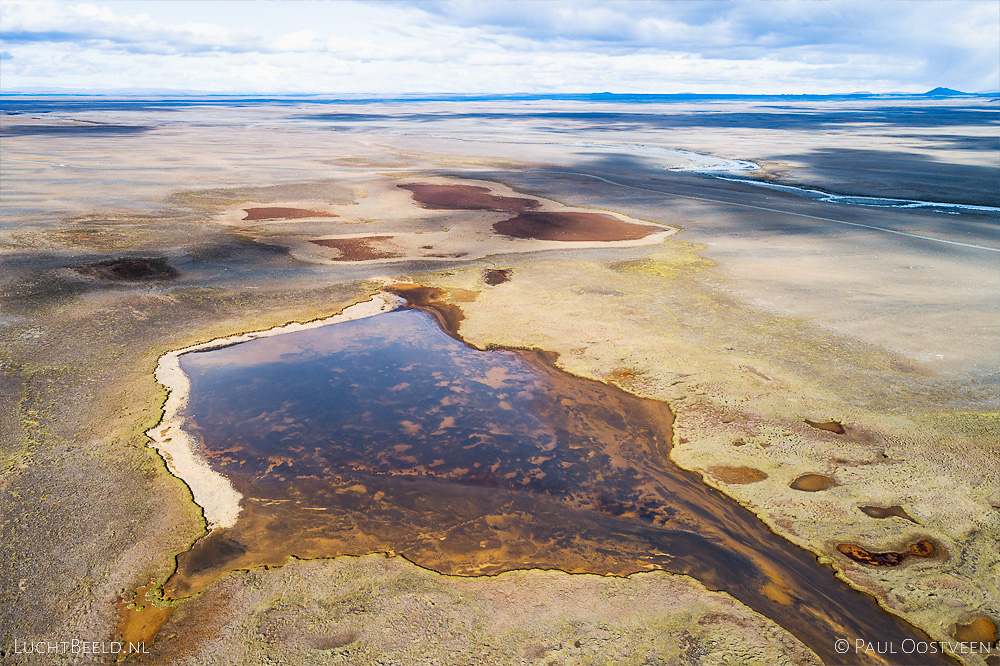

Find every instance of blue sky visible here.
[1,0,997,94]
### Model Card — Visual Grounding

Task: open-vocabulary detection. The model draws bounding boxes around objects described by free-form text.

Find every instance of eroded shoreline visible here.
[150,286,954,665]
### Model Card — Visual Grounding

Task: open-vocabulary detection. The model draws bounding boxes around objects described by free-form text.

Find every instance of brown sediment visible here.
[383,283,465,338]
[790,474,837,492]
[707,465,769,484]
[611,368,640,382]
[242,207,337,221]
[443,287,479,303]
[78,257,178,281]
[155,289,952,665]
[837,539,938,567]
[493,211,659,242]
[484,268,512,285]
[907,539,936,557]
[398,183,540,212]
[859,505,918,523]
[116,582,173,654]
[310,236,402,261]
[804,419,846,434]
[953,617,998,645]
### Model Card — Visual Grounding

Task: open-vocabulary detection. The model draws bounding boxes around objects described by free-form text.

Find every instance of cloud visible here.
[0,0,257,54]
[0,0,996,93]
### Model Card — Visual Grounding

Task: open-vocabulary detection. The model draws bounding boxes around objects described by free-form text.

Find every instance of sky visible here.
[1,0,997,94]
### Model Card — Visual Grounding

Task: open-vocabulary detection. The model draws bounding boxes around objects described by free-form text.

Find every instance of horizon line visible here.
[2,89,997,98]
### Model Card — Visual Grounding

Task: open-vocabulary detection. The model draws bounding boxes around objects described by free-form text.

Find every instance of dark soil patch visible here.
[493,211,658,241]
[79,257,178,281]
[398,183,540,212]
[484,269,512,285]
[311,237,402,261]
[242,207,338,221]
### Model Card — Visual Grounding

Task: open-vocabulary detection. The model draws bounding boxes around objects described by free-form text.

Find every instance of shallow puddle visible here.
[837,540,939,567]
[860,505,918,523]
[954,617,998,645]
[166,302,949,665]
[805,419,846,434]
[791,473,838,492]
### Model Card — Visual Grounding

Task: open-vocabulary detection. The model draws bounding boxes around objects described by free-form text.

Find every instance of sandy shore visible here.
[145,292,400,530]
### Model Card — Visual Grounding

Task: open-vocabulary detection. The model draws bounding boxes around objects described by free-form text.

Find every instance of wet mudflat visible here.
[398,182,662,242]
[398,182,539,212]
[310,236,403,260]
[493,210,658,241]
[243,207,337,221]
[170,305,950,665]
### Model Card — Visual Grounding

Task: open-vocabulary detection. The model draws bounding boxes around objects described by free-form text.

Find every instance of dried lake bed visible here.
[2,94,997,665]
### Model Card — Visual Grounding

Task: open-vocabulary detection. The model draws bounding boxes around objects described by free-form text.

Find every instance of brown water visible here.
[167,301,951,665]
[860,505,919,523]
[791,473,838,492]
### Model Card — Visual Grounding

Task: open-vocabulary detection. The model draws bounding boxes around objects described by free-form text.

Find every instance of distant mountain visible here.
[923,87,968,96]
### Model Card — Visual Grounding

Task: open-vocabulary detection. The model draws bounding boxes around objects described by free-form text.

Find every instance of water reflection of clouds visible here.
[166,307,953,664]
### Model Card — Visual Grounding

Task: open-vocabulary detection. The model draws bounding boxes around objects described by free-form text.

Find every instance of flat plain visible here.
[1,94,997,665]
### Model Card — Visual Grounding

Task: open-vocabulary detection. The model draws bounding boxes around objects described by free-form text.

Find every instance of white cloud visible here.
[0,0,256,54]
[0,0,996,93]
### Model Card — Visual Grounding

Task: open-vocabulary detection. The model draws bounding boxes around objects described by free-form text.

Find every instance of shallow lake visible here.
[171,306,947,665]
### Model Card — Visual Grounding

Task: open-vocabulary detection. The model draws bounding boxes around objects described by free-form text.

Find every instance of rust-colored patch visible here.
[859,505,918,523]
[493,211,658,242]
[790,474,837,492]
[837,539,938,567]
[954,617,998,646]
[610,368,640,382]
[242,207,337,221]
[837,544,907,567]
[398,183,539,212]
[484,268,512,285]
[383,283,465,338]
[804,419,846,434]
[708,465,769,485]
[115,582,173,656]
[444,287,479,303]
[908,539,935,557]
[311,236,402,261]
